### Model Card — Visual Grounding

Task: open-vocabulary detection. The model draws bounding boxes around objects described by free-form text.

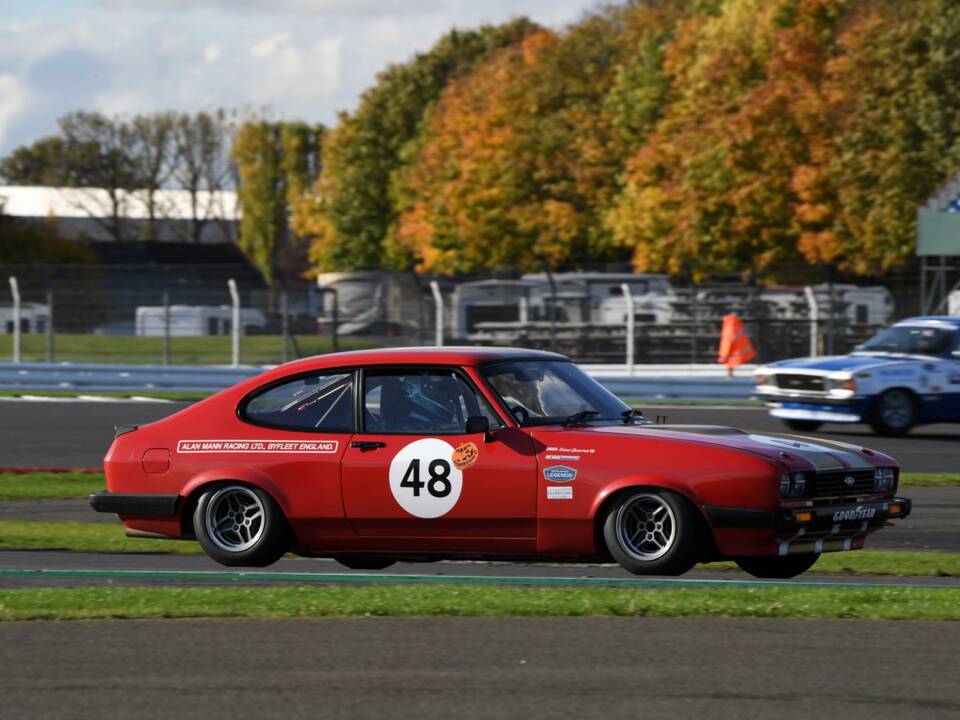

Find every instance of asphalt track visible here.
[2,617,958,720]
[1,398,957,470]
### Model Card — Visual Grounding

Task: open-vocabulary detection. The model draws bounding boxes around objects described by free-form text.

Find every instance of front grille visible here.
[812,469,875,497]
[774,373,826,392]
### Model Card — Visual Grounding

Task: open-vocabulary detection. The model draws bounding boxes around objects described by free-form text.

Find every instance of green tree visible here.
[232,120,323,284]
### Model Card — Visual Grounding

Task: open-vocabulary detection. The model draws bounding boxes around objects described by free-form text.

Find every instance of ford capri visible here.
[90,347,911,578]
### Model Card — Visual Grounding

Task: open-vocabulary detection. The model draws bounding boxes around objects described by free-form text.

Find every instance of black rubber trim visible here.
[89,492,179,516]
[702,506,776,529]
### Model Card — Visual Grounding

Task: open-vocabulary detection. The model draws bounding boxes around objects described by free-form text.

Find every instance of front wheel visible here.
[602,490,702,576]
[735,554,819,579]
[782,419,822,433]
[870,389,916,436]
[193,484,291,567]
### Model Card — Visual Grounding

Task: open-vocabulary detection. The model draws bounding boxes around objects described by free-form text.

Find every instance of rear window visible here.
[242,372,354,432]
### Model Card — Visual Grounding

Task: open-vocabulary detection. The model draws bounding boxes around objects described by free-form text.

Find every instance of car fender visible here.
[181,465,292,515]
[590,475,704,522]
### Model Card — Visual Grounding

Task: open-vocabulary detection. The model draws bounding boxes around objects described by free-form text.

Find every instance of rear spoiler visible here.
[114,425,139,438]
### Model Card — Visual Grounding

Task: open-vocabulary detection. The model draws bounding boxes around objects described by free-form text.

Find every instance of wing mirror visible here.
[465,415,492,440]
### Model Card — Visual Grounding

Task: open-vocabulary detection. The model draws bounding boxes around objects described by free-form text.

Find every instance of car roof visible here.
[272,346,568,374]
[894,316,960,328]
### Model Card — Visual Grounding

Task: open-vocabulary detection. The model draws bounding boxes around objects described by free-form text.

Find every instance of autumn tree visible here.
[296,19,539,272]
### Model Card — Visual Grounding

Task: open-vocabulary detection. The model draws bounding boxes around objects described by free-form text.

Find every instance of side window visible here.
[243,372,353,432]
[364,369,503,434]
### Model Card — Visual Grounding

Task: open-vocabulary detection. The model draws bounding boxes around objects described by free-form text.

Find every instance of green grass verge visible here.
[900,473,960,487]
[0,333,380,365]
[0,520,201,554]
[0,473,105,500]
[0,585,958,621]
[1,520,958,577]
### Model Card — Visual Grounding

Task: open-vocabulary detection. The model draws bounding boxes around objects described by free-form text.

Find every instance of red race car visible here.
[91,348,911,578]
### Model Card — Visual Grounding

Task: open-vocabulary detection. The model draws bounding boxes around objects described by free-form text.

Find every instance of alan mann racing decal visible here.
[389,438,467,518]
[176,439,339,454]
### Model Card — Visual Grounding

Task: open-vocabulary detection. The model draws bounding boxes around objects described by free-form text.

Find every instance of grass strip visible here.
[1,521,959,577]
[900,473,960,487]
[0,520,201,554]
[0,585,957,622]
[0,473,106,500]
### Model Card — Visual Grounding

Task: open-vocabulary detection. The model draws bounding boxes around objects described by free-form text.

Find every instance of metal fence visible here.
[0,265,919,368]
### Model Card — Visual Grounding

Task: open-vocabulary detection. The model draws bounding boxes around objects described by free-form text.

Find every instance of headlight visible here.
[779,472,809,498]
[828,377,856,392]
[755,373,770,386]
[875,467,896,492]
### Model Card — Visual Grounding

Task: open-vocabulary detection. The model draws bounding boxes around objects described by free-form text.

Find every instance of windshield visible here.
[859,325,957,356]
[481,360,631,427]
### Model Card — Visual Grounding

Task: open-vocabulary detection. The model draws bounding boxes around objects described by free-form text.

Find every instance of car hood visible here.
[560,424,888,472]
[766,354,928,373]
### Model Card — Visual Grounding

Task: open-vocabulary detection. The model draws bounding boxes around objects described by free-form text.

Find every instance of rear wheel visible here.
[602,490,702,576]
[193,485,290,567]
[735,554,819,579]
[333,555,396,571]
[870,389,915,436]
[782,419,822,433]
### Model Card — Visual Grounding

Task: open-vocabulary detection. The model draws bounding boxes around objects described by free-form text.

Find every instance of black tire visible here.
[602,490,703,576]
[735,554,819,579]
[333,555,397,571]
[869,389,916,436]
[782,420,822,433]
[193,484,291,567]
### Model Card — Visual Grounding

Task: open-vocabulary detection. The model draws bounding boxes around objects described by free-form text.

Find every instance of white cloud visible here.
[0,74,27,148]
[250,31,291,58]
[203,43,223,63]
[0,0,599,155]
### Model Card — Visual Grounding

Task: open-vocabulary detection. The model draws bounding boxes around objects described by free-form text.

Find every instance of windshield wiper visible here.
[563,410,602,426]
[621,409,648,425]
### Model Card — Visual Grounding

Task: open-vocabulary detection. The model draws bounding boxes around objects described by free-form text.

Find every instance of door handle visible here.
[351,441,386,450]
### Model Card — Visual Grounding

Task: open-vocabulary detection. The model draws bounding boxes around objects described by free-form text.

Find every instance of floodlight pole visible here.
[621,283,635,376]
[228,279,240,367]
[9,276,21,364]
[430,280,444,347]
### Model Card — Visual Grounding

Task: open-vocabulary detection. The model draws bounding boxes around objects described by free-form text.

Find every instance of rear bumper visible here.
[704,496,911,555]
[89,491,180,516]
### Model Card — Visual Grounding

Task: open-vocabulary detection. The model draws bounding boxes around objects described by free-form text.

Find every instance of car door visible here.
[340,366,538,552]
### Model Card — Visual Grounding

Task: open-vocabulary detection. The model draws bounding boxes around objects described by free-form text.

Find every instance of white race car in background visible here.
[755,316,960,435]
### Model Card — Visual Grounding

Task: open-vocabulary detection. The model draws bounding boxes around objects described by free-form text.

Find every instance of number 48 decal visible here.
[400,457,452,498]
[389,438,463,518]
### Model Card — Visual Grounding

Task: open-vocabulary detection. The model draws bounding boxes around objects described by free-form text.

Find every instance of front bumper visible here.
[758,395,873,423]
[89,491,180,516]
[704,496,911,555]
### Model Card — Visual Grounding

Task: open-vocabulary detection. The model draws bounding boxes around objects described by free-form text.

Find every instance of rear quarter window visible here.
[242,372,354,432]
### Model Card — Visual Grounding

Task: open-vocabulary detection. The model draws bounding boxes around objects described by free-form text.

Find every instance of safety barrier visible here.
[0,362,758,401]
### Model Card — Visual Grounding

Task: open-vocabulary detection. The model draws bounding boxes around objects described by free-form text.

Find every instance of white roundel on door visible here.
[388,438,463,518]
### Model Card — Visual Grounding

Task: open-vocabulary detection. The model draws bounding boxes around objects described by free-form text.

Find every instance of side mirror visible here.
[465,415,491,438]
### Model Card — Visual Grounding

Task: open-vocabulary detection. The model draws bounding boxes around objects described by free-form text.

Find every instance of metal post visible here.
[9,276,21,364]
[281,290,290,364]
[45,288,54,363]
[690,284,698,364]
[228,278,240,367]
[542,262,558,352]
[620,283,635,376]
[162,291,171,366]
[430,280,444,347]
[804,285,819,357]
[330,288,339,353]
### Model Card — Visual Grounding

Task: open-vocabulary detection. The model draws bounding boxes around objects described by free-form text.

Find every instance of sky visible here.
[0,0,602,156]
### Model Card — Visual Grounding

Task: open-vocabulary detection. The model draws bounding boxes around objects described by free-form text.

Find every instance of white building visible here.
[0,185,239,243]
[0,302,50,334]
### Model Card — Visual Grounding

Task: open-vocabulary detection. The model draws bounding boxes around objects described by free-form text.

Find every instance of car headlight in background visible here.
[874,467,896,492]
[828,376,857,392]
[755,373,770,386]
[779,472,809,498]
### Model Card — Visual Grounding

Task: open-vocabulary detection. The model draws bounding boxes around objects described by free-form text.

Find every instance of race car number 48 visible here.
[389,438,464,518]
